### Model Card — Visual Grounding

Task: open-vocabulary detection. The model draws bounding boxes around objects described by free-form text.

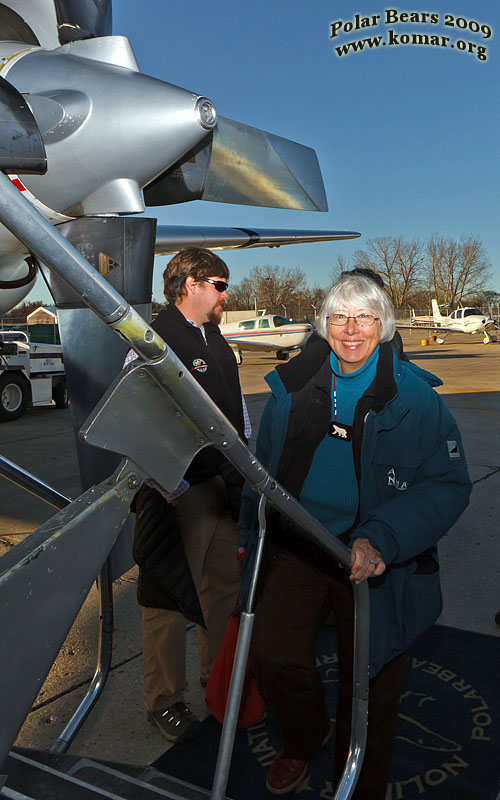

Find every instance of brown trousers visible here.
[142,476,241,712]
[250,547,408,800]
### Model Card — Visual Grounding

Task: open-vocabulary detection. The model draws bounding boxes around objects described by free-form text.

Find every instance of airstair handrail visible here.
[0,170,370,799]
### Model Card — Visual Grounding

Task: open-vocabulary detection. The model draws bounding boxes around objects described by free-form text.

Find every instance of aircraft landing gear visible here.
[276,349,289,361]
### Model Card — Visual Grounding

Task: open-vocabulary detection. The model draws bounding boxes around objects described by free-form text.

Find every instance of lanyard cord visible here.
[333,372,337,422]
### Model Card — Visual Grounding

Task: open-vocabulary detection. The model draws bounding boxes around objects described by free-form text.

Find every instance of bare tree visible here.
[299,285,326,319]
[250,265,306,315]
[351,237,424,306]
[226,276,255,310]
[426,235,491,307]
[330,254,353,284]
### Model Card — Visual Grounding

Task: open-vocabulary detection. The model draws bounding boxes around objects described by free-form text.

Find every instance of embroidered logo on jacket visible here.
[387,467,407,491]
[192,358,208,373]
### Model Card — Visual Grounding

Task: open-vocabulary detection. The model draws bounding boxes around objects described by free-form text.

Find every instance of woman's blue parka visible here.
[238,341,472,675]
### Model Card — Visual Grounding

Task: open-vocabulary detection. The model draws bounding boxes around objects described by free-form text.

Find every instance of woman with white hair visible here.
[238,271,471,798]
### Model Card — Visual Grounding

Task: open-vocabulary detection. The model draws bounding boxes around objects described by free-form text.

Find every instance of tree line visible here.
[226,235,495,318]
[5,234,495,322]
[225,265,325,319]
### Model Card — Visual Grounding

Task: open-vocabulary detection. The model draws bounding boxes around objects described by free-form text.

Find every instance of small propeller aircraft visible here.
[399,299,498,344]
[219,313,314,363]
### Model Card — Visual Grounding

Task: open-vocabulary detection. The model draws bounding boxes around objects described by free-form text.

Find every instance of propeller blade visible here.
[0,0,112,49]
[0,77,46,173]
[55,0,112,44]
[145,116,329,212]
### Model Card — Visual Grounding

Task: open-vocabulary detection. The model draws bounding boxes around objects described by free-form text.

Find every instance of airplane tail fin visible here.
[431,299,444,322]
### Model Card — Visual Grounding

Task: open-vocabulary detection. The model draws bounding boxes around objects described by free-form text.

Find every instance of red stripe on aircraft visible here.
[10,177,26,192]
[223,327,310,340]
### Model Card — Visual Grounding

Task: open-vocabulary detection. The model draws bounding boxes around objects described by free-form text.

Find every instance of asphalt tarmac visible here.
[1,331,499,769]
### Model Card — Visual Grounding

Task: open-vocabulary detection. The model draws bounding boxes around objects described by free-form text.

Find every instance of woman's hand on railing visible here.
[349,537,386,584]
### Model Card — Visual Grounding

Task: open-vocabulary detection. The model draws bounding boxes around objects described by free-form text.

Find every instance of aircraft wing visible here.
[155,226,360,255]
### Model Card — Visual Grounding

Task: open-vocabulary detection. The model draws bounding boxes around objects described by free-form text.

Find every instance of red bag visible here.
[205,609,267,730]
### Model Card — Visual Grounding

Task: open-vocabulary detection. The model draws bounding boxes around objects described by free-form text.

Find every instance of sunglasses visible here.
[197,277,229,292]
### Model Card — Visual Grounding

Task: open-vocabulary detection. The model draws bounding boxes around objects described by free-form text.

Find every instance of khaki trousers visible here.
[142,476,240,712]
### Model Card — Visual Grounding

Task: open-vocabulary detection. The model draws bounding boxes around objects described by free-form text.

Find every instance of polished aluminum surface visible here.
[4,39,211,215]
[206,116,328,211]
[155,225,360,255]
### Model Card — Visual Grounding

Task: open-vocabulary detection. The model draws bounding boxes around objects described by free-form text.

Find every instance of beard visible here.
[208,302,224,325]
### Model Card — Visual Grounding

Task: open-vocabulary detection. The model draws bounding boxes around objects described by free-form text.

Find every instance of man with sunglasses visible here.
[131,247,248,744]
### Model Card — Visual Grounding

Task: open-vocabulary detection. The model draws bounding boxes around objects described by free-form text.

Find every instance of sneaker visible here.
[266,723,332,795]
[148,702,202,743]
[266,751,308,795]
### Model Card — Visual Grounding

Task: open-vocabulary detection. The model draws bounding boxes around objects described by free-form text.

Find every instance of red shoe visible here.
[266,750,308,795]
[265,724,333,795]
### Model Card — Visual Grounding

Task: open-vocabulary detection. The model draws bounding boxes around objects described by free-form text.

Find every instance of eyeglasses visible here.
[197,277,229,293]
[327,313,379,327]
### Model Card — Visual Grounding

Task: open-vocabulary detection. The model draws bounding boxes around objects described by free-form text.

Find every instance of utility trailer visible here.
[0,330,67,421]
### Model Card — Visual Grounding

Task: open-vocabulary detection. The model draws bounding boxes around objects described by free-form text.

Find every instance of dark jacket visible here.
[239,339,472,675]
[133,303,245,614]
[153,303,246,484]
[132,483,204,625]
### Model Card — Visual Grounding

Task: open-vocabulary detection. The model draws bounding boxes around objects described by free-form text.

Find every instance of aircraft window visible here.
[456,310,463,319]
[450,311,456,319]
[273,316,291,327]
[238,320,255,330]
[464,309,482,317]
[258,319,270,328]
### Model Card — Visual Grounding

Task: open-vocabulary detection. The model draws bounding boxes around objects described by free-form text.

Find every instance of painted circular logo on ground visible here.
[244,629,498,799]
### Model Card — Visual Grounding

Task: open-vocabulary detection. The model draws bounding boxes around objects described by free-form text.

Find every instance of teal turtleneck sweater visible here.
[299,346,379,537]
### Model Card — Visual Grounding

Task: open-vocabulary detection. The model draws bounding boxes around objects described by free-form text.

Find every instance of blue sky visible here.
[33,1,500,303]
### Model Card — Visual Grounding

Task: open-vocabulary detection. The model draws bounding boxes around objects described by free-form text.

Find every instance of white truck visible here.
[0,330,67,422]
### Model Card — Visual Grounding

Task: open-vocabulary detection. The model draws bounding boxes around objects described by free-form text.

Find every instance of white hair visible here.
[317,275,395,342]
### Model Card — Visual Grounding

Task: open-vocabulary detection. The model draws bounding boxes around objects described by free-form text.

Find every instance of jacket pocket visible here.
[369,564,442,676]
[402,564,443,645]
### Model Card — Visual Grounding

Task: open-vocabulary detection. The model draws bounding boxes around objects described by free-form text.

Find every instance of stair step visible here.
[3,749,221,800]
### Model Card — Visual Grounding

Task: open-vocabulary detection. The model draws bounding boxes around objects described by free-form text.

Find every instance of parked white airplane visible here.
[219,314,314,363]
[400,299,498,344]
